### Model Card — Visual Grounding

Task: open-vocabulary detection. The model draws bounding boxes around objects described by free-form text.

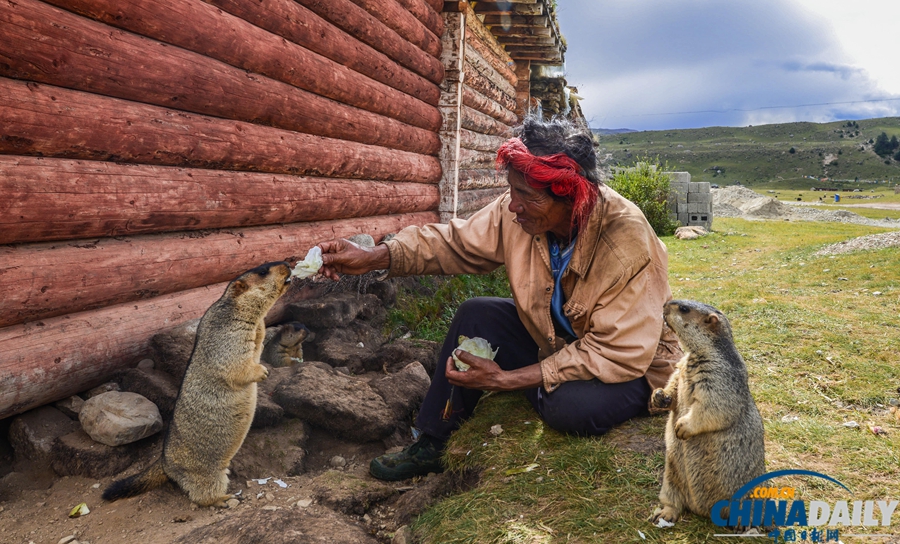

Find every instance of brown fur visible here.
[103,262,292,507]
[649,300,765,525]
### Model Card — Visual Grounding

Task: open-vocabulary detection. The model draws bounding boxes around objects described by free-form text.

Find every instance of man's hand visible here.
[445,350,543,392]
[318,239,391,281]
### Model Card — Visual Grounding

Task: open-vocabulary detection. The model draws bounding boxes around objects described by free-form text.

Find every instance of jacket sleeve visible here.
[384,194,509,276]
[539,255,669,392]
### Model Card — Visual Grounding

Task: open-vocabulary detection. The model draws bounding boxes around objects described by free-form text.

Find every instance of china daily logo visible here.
[711,470,898,543]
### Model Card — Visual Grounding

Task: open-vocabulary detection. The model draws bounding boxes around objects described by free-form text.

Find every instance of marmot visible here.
[262,322,310,367]
[103,261,292,507]
[649,300,765,525]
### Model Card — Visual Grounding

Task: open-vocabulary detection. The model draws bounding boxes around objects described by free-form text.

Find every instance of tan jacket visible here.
[384,186,681,392]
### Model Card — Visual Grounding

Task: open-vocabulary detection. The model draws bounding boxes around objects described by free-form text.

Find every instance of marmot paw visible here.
[650,388,672,410]
[674,418,694,440]
[649,505,679,526]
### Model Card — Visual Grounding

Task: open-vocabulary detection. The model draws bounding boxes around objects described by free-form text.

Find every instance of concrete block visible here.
[689,182,700,192]
[697,182,711,192]
[688,192,710,203]
[677,213,689,225]
[667,172,691,184]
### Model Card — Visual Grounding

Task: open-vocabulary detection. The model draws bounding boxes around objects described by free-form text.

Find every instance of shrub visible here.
[789,147,796,154]
[607,158,680,236]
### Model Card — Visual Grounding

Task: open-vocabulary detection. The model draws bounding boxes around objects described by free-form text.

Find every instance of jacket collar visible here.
[566,187,606,278]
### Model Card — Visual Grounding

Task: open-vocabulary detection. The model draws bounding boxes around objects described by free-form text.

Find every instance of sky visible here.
[554,0,900,131]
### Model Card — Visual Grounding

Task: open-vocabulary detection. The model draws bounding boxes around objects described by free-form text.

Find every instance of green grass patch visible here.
[392,217,900,542]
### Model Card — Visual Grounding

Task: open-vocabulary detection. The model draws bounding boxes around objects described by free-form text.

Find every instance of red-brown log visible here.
[294,0,444,85]
[391,0,445,40]
[459,128,507,153]
[465,43,517,100]
[0,0,439,156]
[0,78,442,183]
[462,85,518,126]
[0,156,440,245]
[424,0,443,12]
[0,283,225,420]
[44,0,441,132]
[466,30,517,87]
[0,212,439,328]
[465,4,516,71]
[346,0,441,59]
[206,0,439,106]
[464,63,517,112]
[461,104,514,137]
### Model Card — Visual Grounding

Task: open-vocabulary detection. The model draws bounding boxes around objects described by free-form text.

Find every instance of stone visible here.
[370,362,431,421]
[150,318,200,381]
[136,358,155,371]
[116,367,179,419]
[83,382,120,399]
[311,470,396,515]
[393,469,480,526]
[230,419,309,479]
[252,389,285,429]
[287,292,366,329]
[50,429,150,478]
[674,226,708,240]
[79,392,163,447]
[8,406,78,463]
[272,363,396,441]
[392,525,413,544]
[174,508,379,544]
[363,338,440,375]
[54,396,86,419]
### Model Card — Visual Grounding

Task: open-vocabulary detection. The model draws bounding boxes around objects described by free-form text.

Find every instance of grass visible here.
[388,217,900,543]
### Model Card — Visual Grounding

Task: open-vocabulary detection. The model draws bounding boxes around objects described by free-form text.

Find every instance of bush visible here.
[607,158,680,236]
[789,147,796,154]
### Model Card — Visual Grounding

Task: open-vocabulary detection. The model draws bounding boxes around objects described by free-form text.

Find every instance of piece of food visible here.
[452,335,498,371]
[291,246,323,279]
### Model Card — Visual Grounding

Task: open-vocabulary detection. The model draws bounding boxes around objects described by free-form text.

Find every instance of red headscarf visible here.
[496,137,598,233]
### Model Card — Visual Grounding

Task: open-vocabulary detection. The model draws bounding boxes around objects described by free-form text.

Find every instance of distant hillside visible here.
[591,128,637,136]
[593,117,900,188]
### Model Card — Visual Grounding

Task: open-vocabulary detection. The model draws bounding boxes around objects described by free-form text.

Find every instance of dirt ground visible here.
[0,426,411,544]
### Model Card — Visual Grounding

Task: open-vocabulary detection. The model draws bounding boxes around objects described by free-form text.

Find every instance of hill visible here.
[593,117,900,188]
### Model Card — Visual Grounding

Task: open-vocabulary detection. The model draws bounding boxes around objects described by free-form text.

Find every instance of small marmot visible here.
[103,261,292,507]
[649,300,765,525]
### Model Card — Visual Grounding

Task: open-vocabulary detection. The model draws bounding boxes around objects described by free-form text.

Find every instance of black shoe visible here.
[370,434,445,481]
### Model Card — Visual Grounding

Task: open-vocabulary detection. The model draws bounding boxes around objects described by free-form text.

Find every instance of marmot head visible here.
[226,261,292,311]
[663,299,734,352]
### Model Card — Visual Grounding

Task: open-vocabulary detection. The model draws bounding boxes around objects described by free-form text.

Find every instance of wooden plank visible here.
[464,42,517,100]
[438,11,466,223]
[514,59,531,119]
[0,283,224,420]
[457,187,507,214]
[497,35,557,46]
[465,26,517,86]
[458,146,496,170]
[206,0,439,106]
[0,156,440,244]
[459,168,506,190]
[389,0,445,42]
[463,64,517,112]
[0,0,440,156]
[462,85,517,125]
[347,0,441,59]
[465,4,516,74]
[489,25,552,37]
[482,14,548,27]
[459,128,507,153]
[461,104,513,137]
[295,0,444,85]
[44,0,441,132]
[474,2,543,15]
[0,212,439,328]
[0,78,442,183]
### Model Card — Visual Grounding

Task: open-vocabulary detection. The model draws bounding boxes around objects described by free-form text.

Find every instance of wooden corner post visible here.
[438,8,466,223]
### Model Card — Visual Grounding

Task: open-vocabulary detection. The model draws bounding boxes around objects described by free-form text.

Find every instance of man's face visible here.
[506,168,574,238]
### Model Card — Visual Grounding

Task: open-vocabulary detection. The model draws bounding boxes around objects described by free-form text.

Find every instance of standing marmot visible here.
[649,300,765,525]
[103,261,292,507]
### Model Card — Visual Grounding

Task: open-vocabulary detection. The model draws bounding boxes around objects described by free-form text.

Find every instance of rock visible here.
[311,470,396,515]
[287,292,367,329]
[253,365,296,429]
[83,382,120,399]
[8,406,78,463]
[53,395,86,419]
[150,318,200,381]
[136,358,155,371]
[329,455,347,468]
[365,279,397,307]
[392,525,413,544]
[50,429,150,478]
[174,507,378,544]
[307,329,374,373]
[230,419,309,479]
[674,226,708,240]
[225,498,240,509]
[79,392,163,447]
[273,363,396,441]
[364,338,440,376]
[116,367,179,419]
[370,362,431,420]
[58,535,78,544]
[393,469,480,526]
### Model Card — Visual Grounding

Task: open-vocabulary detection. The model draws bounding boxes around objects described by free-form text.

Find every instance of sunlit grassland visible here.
[397,217,900,543]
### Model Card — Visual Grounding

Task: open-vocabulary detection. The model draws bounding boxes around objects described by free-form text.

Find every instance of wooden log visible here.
[294,0,444,85]
[0,212,439,328]
[474,2,543,15]
[464,43,517,100]
[206,0,439,106]
[489,25,552,38]
[465,29,517,87]
[482,14,548,26]
[459,168,506,190]
[508,52,563,62]
[458,146,496,170]
[514,60,531,119]
[391,0,445,40]
[0,78,442,183]
[0,156,440,245]
[459,128,507,153]
[0,283,224,420]
[497,35,557,46]
[346,0,441,59]
[438,10,465,223]
[458,187,507,214]
[465,4,516,74]
[44,0,441,132]
[463,63,517,112]
[461,104,514,137]
[424,0,444,12]
[462,85,518,126]
[0,0,440,156]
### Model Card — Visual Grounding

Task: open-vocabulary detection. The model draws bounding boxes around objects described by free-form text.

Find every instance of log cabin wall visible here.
[0,0,447,419]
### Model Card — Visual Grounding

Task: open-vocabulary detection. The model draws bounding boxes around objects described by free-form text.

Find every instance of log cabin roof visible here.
[469,0,565,65]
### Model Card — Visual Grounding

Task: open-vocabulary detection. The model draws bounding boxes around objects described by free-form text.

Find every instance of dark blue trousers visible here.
[415,297,651,441]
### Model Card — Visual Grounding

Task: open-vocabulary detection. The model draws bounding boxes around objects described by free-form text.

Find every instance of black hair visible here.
[517,114,602,184]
